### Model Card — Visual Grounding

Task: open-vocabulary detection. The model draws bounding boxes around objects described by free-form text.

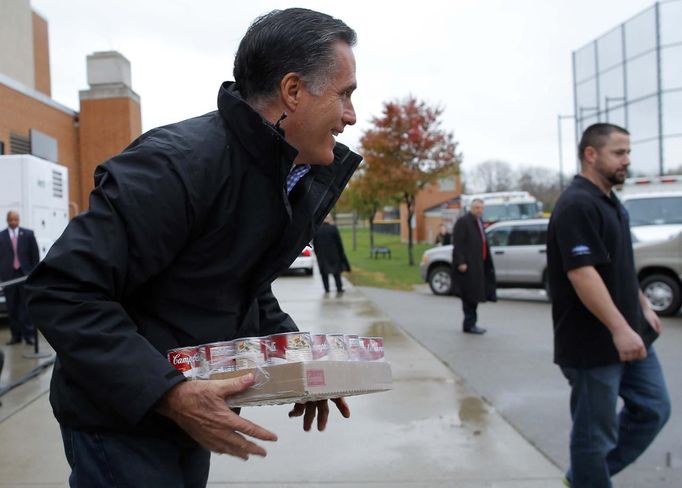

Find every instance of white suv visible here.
[420,218,550,296]
[616,175,682,243]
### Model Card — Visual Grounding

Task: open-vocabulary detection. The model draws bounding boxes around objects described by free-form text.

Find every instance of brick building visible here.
[399,174,462,243]
[0,0,142,215]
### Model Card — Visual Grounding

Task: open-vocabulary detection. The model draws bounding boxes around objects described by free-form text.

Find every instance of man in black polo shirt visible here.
[547,123,670,488]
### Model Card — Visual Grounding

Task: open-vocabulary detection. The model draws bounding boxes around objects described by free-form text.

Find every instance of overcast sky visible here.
[31,0,655,176]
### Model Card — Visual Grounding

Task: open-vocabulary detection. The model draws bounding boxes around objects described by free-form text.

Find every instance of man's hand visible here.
[457,264,467,273]
[612,327,647,362]
[156,374,277,460]
[288,398,351,432]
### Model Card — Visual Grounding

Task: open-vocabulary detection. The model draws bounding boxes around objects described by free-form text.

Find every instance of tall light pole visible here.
[557,114,576,191]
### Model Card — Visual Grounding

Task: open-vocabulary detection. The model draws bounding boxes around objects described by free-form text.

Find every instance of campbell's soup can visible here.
[344,334,365,361]
[199,341,236,376]
[231,337,268,370]
[311,334,330,360]
[167,346,201,378]
[360,336,385,361]
[268,332,313,364]
[326,333,350,360]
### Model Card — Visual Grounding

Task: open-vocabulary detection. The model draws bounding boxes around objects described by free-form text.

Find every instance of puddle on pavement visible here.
[458,396,488,424]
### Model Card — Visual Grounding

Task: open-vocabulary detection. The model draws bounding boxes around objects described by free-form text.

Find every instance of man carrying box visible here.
[26,8,360,487]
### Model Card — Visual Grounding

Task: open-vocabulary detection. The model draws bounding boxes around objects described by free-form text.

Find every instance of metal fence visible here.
[573,0,682,175]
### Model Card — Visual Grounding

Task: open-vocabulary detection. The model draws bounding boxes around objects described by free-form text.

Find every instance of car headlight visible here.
[421,254,429,265]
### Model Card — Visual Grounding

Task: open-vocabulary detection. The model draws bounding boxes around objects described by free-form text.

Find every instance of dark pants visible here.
[4,269,33,341]
[60,426,210,488]
[462,299,478,331]
[561,347,671,488]
[321,272,343,292]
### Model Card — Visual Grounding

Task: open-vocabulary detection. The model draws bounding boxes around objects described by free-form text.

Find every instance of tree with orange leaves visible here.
[360,96,461,265]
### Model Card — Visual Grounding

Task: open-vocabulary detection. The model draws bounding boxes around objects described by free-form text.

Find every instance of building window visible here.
[10,133,31,154]
[439,177,455,192]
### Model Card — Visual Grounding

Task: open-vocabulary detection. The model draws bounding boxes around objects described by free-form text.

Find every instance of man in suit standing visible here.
[0,211,40,345]
[313,215,351,293]
[451,199,497,335]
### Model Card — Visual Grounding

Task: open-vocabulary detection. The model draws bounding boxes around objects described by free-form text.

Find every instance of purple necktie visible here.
[11,231,20,270]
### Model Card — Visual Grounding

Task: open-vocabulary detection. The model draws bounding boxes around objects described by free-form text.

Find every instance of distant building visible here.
[399,174,462,243]
[573,0,682,176]
[0,0,142,215]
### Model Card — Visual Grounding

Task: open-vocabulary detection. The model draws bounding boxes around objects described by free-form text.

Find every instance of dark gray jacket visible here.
[26,82,361,437]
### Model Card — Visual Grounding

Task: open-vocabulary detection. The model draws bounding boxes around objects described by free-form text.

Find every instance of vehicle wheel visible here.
[641,274,682,317]
[428,265,452,296]
[305,268,313,276]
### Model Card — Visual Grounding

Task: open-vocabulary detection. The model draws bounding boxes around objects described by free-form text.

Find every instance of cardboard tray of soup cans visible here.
[167,332,392,407]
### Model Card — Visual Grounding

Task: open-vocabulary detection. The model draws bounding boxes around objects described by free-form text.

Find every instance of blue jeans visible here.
[60,426,210,488]
[561,346,671,488]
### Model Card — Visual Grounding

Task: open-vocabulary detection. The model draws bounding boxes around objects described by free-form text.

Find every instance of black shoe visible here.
[336,288,345,294]
[463,326,487,335]
[6,338,22,345]
[25,338,35,346]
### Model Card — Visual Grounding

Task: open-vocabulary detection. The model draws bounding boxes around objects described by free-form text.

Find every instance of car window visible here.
[624,196,682,225]
[507,225,547,246]
[487,227,511,246]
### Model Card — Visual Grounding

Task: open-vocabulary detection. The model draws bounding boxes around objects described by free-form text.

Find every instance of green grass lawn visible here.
[337,227,433,290]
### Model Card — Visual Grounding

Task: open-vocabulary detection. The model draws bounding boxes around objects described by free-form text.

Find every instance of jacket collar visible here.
[217,82,298,171]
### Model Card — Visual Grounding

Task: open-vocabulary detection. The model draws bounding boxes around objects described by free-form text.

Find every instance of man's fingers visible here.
[303,402,316,431]
[331,397,351,418]
[212,374,255,398]
[316,400,330,431]
[218,431,269,460]
[229,414,278,442]
[288,403,305,418]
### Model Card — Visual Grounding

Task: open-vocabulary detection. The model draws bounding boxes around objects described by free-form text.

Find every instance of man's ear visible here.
[279,73,303,112]
[584,146,598,165]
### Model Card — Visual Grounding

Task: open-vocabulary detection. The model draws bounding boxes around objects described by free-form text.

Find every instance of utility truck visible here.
[0,155,69,315]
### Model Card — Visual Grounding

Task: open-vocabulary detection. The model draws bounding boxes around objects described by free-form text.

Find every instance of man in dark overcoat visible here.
[0,210,40,345]
[313,215,350,293]
[451,199,496,334]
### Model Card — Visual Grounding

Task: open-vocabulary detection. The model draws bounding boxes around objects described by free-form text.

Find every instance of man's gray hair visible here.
[233,8,356,103]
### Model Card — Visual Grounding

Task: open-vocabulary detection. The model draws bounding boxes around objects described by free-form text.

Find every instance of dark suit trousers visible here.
[321,272,343,292]
[5,268,34,340]
[462,299,478,331]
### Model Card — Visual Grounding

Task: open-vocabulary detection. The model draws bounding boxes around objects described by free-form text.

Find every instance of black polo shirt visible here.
[547,175,658,368]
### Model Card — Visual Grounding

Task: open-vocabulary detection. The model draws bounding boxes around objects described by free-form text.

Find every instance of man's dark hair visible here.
[233,8,356,103]
[578,123,630,162]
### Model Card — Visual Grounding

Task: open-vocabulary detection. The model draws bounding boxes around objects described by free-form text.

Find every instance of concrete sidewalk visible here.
[0,274,563,487]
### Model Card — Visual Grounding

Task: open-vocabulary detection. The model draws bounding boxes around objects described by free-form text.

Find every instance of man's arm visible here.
[452,218,468,272]
[256,285,297,336]
[567,266,646,361]
[25,138,206,426]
